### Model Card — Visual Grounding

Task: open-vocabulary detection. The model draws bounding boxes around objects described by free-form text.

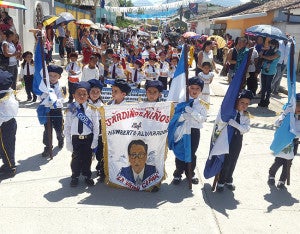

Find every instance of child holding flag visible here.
[172,77,207,185]
[216,89,253,192]
[268,93,300,190]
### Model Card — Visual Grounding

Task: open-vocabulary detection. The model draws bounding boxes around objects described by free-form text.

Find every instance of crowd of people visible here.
[0,12,298,193]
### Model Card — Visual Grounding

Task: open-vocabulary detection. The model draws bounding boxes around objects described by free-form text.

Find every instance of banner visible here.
[101,102,173,191]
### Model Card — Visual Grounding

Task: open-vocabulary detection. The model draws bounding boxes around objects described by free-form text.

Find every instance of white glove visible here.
[228,119,238,128]
[66,141,73,152]
[284,106,294,114]
[185,106,193,113]
[182,113,192,121]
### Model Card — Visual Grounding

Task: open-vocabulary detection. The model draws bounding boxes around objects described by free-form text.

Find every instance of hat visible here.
[112,54,120,60]
[188,77,204,90]
[135,59,144,67]
[47,65,63,75]
[88,79,103,90]
[113,79,131,95]
[75,81,91,92]
[296,93,300,102]
[0,69,13,91]
[238,89,254,100]
[148,52,157,62]
[145,80,164,92]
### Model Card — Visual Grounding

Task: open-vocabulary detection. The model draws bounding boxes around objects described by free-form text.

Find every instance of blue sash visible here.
[76,107,93,131]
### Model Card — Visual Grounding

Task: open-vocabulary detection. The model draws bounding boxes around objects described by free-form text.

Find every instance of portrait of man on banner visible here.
[102,102,172,191]
[117,140,159,189]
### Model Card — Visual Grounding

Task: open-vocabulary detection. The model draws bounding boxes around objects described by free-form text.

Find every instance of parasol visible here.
[76,19,94,26]
[54,12,76,28]
[182,31,197,38]
[246,24,287,41]
[0,1,27,10]
[207,35,226,48]
[42,15,59,27]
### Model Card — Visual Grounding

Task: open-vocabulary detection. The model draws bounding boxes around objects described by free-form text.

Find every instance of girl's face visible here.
[171,58,178,66]
[25,54,33,63]
[89,87,101,102]
[146,87,160,102]
[202,65,211,74]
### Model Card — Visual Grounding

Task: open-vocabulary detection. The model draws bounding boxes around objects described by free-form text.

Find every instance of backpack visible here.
[0,42,9,69]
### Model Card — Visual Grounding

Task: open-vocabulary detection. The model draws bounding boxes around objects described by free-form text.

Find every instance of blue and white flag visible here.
[270,41,296,154]
[33,38,56,124]
[168,100,193,163]
[167,45,186,103]
[204,49,250,179]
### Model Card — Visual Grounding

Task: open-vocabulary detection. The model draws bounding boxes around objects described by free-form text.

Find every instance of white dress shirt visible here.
[81,65,100,82]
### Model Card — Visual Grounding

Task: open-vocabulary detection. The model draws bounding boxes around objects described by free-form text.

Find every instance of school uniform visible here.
[0,73,18,177]
[199,71,214,104]
[127,67,145,88]
[108,62,126,79]
[64,101,99,180]
[65,61,81,103]
[20,62,36,101]
[217,110,250,186]
[81,65,100,82]
[42,82,64,155]
[158,60,169,90]
[144,63,159,81]
[173,98,207,179]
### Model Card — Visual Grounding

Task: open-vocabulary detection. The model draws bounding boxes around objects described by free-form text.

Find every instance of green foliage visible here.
[119,0,134,7]
[116,17,135,28]
[56,0,73,4]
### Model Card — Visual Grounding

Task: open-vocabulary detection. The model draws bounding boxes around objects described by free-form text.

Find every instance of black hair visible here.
[4,29,14,38]
[21,51,34,69]
[202,61,211,68]
[127,140,148,155]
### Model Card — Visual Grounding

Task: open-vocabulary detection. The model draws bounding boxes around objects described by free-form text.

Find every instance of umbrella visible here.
[76,19,94,26]
[182,32,197,38]
[246,24,287,40]
[105,24,113,29]
[112,26,120,31]
[54,12,76,28]
[0,1,27,10]
[42,15,59,27]
[208,35,226,48]
[90,23,100,30]
[137,31,150,37]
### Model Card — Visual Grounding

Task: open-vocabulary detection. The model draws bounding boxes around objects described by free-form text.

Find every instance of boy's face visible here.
[236,98,250,112]
[89,58,97,67]
[112,57,119,64]
[89,87,101,102]
[146,87,161,102]
[73,88,88,104]
[189,85,202,99]
[112,86,126,104]
[48,72,60,84]
[70,56,77,62]
[148,60,155,66]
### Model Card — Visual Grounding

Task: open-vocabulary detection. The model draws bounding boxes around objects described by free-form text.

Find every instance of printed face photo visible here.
[128,144,147,174]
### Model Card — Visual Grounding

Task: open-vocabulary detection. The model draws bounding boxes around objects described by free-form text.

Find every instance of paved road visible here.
[0,64,299,233]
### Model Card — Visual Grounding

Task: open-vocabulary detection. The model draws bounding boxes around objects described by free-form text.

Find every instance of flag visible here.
[100,0,105,8]
[168,100,193,163]
[33,38,51,124]
[204,49,250,179]
[167,45,187,103]
[270,41,296,154]
[33,38,49,96]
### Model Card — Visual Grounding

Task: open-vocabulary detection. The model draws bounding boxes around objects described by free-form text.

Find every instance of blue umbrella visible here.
[53,12,76,28]
[246,24,287,40]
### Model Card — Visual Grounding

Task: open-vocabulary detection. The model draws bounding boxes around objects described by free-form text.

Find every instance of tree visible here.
[119,0,134,7]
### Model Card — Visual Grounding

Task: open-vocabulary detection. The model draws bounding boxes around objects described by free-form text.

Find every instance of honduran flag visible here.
[167,44,186,103]
[33,38,56,124]
[167,45,193,162]
[203,49,250,179]
[270,41,296,154]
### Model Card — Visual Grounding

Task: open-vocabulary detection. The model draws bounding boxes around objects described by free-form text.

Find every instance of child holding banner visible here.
[87,79,105,182]
[64,81,99,187]
[107,79,131,105]
[216,89,253,192]
[172,77,207,185]
[145,80,164,102]
[268,94,300,190]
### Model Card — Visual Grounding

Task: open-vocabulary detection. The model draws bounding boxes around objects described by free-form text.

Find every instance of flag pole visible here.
[38,31,53,160]
[287,42,295,186]
[184,43,192,190]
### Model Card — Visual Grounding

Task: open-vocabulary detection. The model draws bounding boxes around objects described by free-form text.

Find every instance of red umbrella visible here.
[182,32,197,38]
